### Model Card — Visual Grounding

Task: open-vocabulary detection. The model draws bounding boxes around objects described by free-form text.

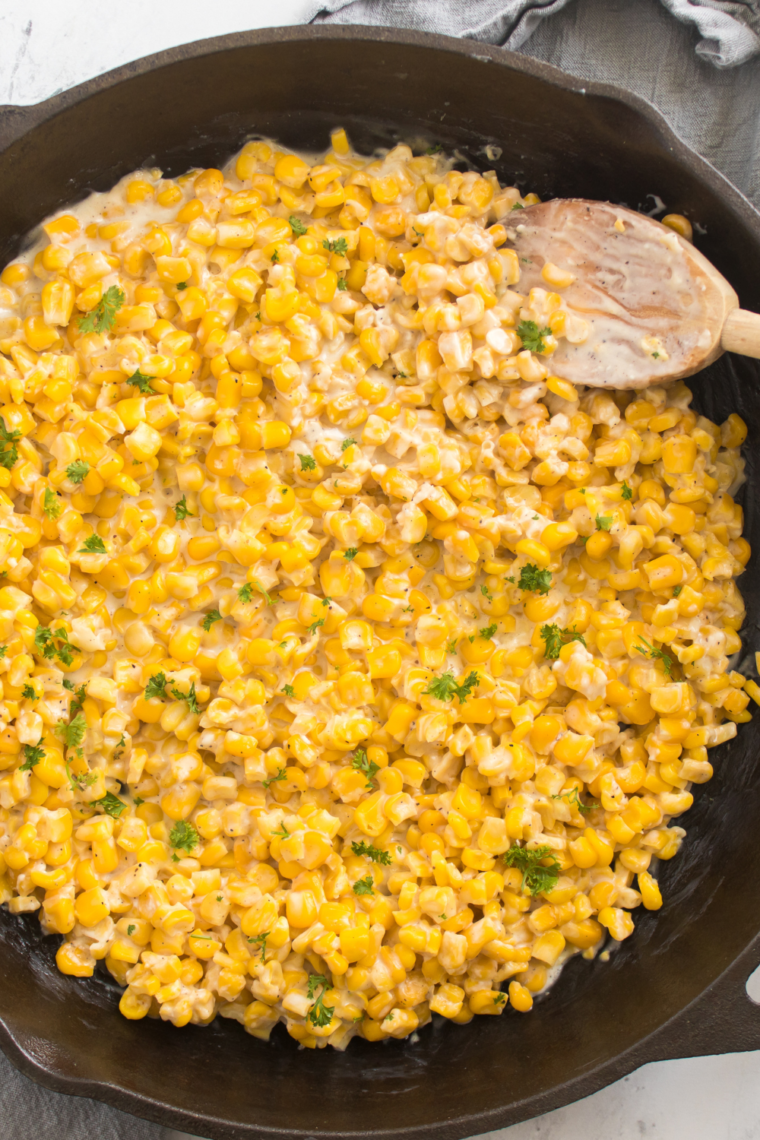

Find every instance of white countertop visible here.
[3,2,760,1138]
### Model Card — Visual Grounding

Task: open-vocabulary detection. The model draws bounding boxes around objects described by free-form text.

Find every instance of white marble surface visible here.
[3,2,760,1138]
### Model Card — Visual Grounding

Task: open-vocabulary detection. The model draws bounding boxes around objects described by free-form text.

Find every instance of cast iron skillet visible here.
[2,25,760,1140]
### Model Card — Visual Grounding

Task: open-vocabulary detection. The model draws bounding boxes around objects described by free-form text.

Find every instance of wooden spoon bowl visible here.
[510,199,756,389]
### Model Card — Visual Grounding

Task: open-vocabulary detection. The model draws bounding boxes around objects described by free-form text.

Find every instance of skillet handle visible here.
[644,932,760,1062]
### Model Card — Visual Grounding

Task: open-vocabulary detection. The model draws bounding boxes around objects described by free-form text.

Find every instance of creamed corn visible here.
[0,130,751,1048]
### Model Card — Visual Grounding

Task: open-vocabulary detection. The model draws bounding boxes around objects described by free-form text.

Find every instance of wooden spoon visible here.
[510,199,760,389]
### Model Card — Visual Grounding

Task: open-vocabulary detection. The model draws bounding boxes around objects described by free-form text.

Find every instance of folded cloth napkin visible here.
[310,0,760,65]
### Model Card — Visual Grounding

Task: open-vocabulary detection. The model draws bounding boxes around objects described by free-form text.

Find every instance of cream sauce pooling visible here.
[512,200,737,389]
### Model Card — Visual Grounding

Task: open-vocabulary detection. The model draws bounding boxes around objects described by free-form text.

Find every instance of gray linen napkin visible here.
[311,0,760,64]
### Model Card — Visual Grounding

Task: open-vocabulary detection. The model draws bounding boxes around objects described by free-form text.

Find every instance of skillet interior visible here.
[1,27,760,1140]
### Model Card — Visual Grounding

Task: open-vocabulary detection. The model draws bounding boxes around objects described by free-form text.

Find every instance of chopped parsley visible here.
[511,202,525,211]
[176,281,188,290]
[56,712,87,750]
[175,496,194,520]
[621,481,633,501]
[447,640,458,654]
[517,319,551,354]
[595,514,613,532]
[298,454,316,471]
[248,931,269,956]
[66,763,96,792]
[337,276,348,291]
[21,684,37,701]
[288,215,308,236]
[263,767,287,790]
[271,249,280,263]
[34,625,74,666]
[322,237,348,255]
[307,975,334,1028]
[0,647,6,658]
[172,681,199,714]
[78,286,124,334]
[238,583,254,603]
[636,637,673,677]
[19,740,45,772]
[673,585,682,597]
[479,624,498,640]
[128,369,154,395]
[201,610,222,631]
[66,460,89,484]
[307,618,325,636]
[425,143,443,155]
[145,672,169,701]
[341,438,356,452]
[344,548,358,561]
[43,488,61,519]
[540,624,586,660]
[255,579,274,605]
[78,534,106,554]
[552,787,597,814]
[127,925,135,936]
[353,875,374,896]
[282,684,295,698]
[517,564,552,594]
[504,844,560,896]
[424,670,479,704]
[169,819,199,853]
[352,748,379,790]
[480,584,493,602]
[351,841,392,866]
[0,418,20,470]
[93,791,127,818]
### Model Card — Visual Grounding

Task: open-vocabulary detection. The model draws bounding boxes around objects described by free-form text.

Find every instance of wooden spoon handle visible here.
[722,309,760,357]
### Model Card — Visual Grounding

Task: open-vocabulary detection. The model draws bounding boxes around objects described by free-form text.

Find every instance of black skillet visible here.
[1,25,760,1140]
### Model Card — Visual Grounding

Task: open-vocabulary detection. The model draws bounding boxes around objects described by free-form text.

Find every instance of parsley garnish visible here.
[94,791,127,818]
[201,610,222,631]
[494,992,507,1005]
[255,579,274,605]
[425,143,443,155]
[517,564,552,594]
[172,681,199,714]
[0,418,20,470]
[298,454,316,471]
[175,496,194,520]
[337,276,347,291]
[480,584,493,602]
[66,460,89,484]
[322,237,348,255]
[353,875,374,896]
[540,624,586,660]
[552,787,597,814]
[145,673,169,701]
[479,624,497,640]
[238,583,254,603]
[352,748,379,790]
[307,618,325,636]
[307,975,334,1028]
[511,202,525,210]
[595,514,613,532]
[21,684,37,701]
[344,548,358,561]
[127,925,135,936]
[673,585,682,597]
[341,438,356,452]
[34,625,74,666]
[288,215,307,236]
[271,249,280,263]
[0,647,6,658]
[66,762,97,792]
[273,823,289,839]
[128,369,154,394]
[636,637,673,677]
[248,931,269,956]
[263,767,287,790]
[56,711,87,749]
[78,534,106,554]
[78,286,124,334]
[504,844,560,896]
[517,320,551,354]
[447,640,458,654]
[19,740,45,772]
[621,481,633,501]
[176,281,188,290]
[351,841,391,866]
[169,820,199,853]
[282,685,295,698]
[424,670,479,704]
[43,488,61,519]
